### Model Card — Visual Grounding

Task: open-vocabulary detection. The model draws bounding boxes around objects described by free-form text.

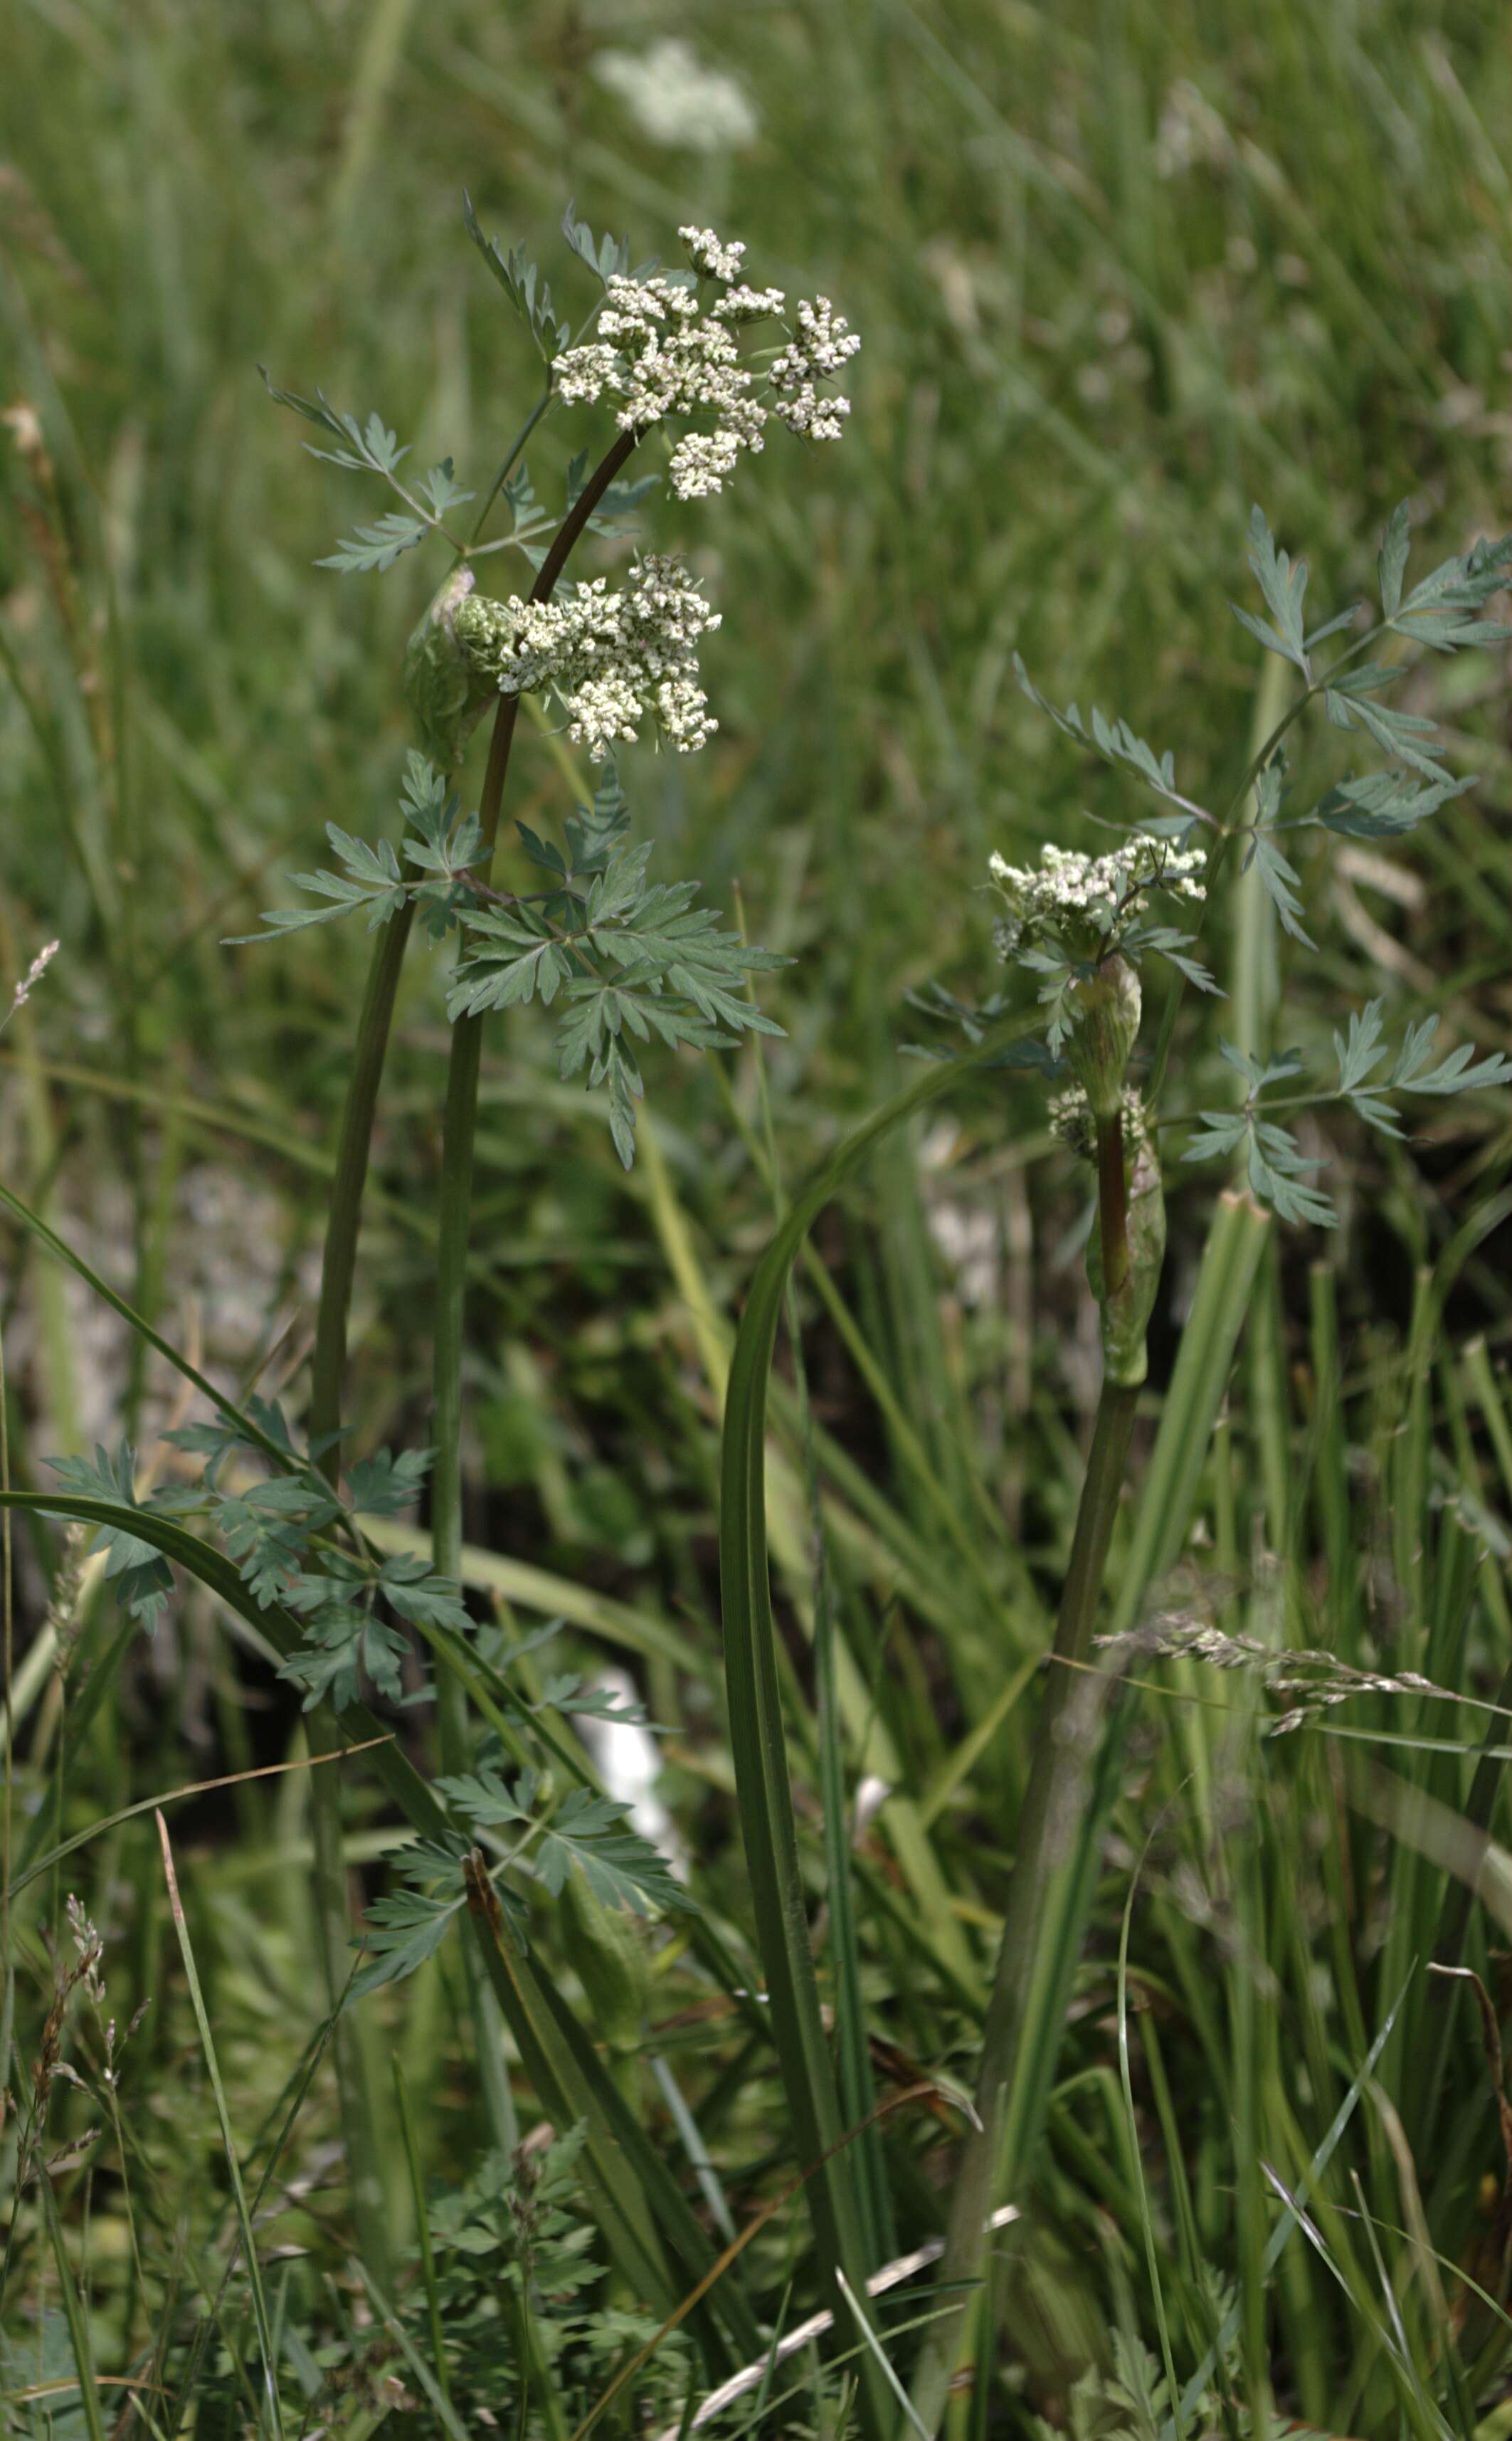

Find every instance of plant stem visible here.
[430,431,638,2137]
[906,1141,1143,2434]
[310,901,418,1447]
[303,895,418,2280]
[470,381,554,547]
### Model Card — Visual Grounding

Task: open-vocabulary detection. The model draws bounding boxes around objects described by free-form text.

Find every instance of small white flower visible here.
[768,296,861,441]
[556,236,857,504]
[668,428,742,499]
[554,342,620,405]
[680,226,746,284]
[712,283,786,324]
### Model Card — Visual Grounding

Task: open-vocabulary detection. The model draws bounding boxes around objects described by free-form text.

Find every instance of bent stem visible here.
[906,1119,1141,2436]
[429,431,638,2130]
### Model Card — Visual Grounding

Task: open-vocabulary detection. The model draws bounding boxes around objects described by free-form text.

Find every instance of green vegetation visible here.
[6,3,1512,2435]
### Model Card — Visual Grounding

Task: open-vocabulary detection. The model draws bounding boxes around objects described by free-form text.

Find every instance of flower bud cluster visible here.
[455,555,721,760]
[1049,1082,1150,1165]
[549,226,859,502]
[990,836,1205,961]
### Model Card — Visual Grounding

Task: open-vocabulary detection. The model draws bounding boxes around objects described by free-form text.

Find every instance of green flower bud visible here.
[559,1865,648,2059]
[1087,1135,1165,1388]
[1065,954,1141,1118]
[402,566,497,771]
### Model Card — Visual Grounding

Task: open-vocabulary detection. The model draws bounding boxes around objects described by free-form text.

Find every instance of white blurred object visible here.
[593,39,758,152]
[852,1774,892,1842]
[576,1665,689,1882]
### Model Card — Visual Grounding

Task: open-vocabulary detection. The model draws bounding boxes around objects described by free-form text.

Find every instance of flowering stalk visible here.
[253,205,861,2359]
[296,381,576,2208]
[906,854,1181,2427]
[897,498,1512,2423]
[428,433,637,2132]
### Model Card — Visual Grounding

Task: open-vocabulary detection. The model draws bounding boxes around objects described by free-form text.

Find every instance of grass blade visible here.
[37,2163,108,2441]
[391,2057,451,2406]
[156,1810,284,2439]
[718,1003,1037,2427]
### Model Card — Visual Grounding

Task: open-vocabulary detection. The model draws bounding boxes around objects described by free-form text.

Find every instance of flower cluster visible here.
[455,556,721,759]
[990,836,1205,961]
[1049,1082,1151,1164]
[769,296,862,441]
[680,226,746,283]
[550,227,859,502]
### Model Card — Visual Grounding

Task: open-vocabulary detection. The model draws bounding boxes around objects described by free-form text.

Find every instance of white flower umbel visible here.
[667,428,741,499]
[555,342,620,404]
[455,555,721,760]
[550,229,860,504]
[990,836,1205,961]
[680,226,746,284]
[769,297,862,440]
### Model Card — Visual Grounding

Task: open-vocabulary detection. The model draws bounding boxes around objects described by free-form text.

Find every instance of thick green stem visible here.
[430,430,638,2139]
[906,1376,1140,2434]
[909,1069,1146,2430]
